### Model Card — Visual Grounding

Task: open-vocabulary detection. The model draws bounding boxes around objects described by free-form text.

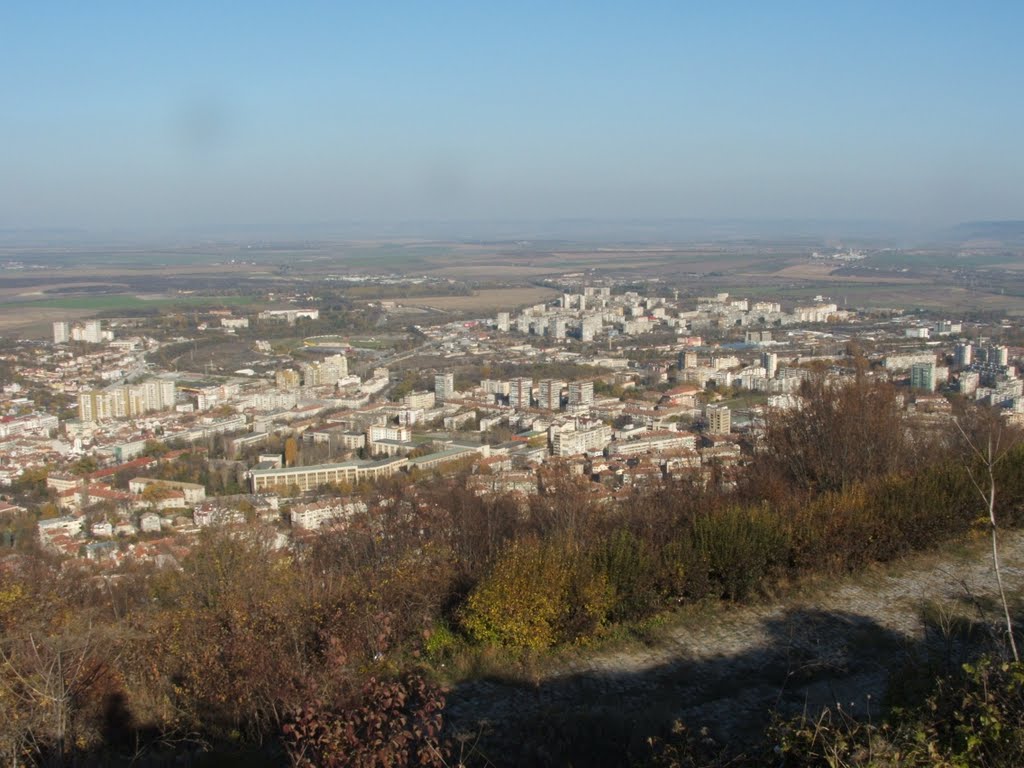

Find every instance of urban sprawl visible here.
[1,284,1019,567]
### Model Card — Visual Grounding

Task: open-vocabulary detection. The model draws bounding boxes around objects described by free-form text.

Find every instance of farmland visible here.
[403,287,560,312]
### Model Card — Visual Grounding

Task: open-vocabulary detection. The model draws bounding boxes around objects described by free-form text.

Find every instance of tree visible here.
[284,437,299,468]
[71,456,98,477]
[139,482,173,508]
[756,375,907,495]
[956,411,1022,661]
[142,439,168,458]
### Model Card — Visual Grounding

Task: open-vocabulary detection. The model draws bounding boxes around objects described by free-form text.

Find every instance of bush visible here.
[460,537,613,649]
[594,528,659,621]
[693,506,789,601]
[282,674,448,768]
[768,655,1024,768]
[423,623,460,665]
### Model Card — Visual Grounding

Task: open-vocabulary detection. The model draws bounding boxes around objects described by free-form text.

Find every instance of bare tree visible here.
[0,628,113,766]
[955,413,1021,662]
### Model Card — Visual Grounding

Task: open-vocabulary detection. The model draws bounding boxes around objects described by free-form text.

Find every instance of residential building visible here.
[509,377,532,409]
[537,379,565,411]
[705,404,731,435]
[910,361,937,392]
[53,321,70,344]
[249,457,408,493]
[435,372,455,402]
[568,380,595,406]
[403,390,436,410]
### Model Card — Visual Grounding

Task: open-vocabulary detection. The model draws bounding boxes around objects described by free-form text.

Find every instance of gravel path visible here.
[445,532,1024,765]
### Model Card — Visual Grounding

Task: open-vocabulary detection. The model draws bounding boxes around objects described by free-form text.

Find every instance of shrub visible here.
[768,655,1024,768]
[460,537,613,649]
[423,623,460,665]
[693,506,789,601]
[594,528,659,621]
[282,674,448,768]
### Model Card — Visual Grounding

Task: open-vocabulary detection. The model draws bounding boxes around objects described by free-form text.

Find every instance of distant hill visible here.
[950,220,1024,243]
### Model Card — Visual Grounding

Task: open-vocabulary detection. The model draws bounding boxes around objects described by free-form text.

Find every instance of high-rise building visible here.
[142,379,176,411]
[580,316,601,342]
[959,371,980,396]
[496,312,511,332]
[567,380,594,406]
[53,321,70,344]
[954,343,973,368]
[679,350,699,369]
[434,372,455,402]
[323,353,348,380]
[705,404,731,435]
[509,377,532,409]
[537,379,565,411]
[481,379,511,396]
[276,369,301,390]
[82,320,103,344]
[79,378,177,423]
[910,361,937,392]
[302,354,348,387]
[760,351,778,379]
[549,420,612,456]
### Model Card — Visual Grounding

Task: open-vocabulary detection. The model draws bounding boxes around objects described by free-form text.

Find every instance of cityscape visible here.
[2,282,1020,562]
[3,1,1024,766]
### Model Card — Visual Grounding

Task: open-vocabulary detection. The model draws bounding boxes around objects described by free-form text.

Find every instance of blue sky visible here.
[2,2,1022,234]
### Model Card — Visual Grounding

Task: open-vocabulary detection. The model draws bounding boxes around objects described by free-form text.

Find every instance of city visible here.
[1,279,1018,562]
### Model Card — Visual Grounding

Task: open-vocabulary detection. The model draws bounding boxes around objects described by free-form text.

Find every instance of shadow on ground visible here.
[444,604,1008,767]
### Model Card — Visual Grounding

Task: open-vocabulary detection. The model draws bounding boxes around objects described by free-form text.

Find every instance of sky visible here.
[2,2,1023,236]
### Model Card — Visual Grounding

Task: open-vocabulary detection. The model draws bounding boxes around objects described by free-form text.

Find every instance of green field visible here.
[4,294,260,311]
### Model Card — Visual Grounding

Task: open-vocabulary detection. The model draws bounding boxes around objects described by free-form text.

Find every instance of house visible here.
[139,512,162,533]
[128,478,206,505]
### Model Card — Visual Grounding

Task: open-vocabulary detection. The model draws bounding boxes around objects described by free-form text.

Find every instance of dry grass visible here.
[425,265,559,278]
[769,262,926,282]
[0,307,103,335]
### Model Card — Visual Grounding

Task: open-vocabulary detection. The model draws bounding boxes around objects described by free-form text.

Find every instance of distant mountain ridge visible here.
[950,220,1024,242]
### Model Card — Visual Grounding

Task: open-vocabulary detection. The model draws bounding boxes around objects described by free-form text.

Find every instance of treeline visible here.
[2,377,1024,765]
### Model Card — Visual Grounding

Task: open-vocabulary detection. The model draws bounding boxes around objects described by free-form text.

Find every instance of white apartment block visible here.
[705,404,731,435]
[435,372,456,402]
[568,380,594,406]
[549,420,612,457]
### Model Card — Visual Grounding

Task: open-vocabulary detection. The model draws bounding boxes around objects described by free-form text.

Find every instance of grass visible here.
[714,392,769,410]
[346,338,392,349]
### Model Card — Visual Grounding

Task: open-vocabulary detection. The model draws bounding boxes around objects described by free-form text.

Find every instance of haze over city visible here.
[3,1,1023,237]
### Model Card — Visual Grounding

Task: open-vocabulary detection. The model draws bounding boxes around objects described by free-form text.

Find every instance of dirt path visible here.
[445,533,1024,765]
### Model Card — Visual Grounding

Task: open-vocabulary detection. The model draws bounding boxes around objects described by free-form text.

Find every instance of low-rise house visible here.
[289,498,368,531]
[129,478,206,505]
[139,512,162,533]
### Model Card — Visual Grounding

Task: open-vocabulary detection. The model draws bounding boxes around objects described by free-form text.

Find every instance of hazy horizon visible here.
[0,216,1003,248]
[3,3,1023,236]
